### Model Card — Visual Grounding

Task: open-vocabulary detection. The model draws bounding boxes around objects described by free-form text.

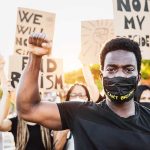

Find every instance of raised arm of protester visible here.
[0,56,12,131]
[0,55,7,86]
[0,89,14,131]
[82,64,100,102]
[16,33,61,129]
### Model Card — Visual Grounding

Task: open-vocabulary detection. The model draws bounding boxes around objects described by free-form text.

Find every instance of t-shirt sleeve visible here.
[57,101,84,130]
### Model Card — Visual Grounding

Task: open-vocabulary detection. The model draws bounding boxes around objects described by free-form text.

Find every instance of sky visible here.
[0,0,113,73]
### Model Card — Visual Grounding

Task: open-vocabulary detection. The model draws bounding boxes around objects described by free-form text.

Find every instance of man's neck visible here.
[106,99,135,118]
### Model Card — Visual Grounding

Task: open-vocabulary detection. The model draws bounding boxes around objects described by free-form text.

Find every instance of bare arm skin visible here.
[82,64,100,102]
[0,56,12,131]
[53,130,69,150]
[0,91,12,132]
[16,33,62,130]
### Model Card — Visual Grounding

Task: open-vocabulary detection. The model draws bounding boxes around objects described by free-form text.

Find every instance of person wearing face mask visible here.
[53,83,90,150]
[17,33,150,150]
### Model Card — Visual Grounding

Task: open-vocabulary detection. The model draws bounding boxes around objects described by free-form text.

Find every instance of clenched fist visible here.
[28,32,52,56]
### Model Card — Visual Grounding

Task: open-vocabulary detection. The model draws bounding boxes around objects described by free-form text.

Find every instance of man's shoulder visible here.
[57,101,95,109]
[57,101,105,112]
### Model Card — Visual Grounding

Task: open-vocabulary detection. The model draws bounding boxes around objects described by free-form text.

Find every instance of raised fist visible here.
[28,32,52,56]
[28,32,48,47]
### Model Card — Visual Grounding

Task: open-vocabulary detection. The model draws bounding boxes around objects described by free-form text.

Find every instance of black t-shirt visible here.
[57,100,150,150]
[9,116,51,150]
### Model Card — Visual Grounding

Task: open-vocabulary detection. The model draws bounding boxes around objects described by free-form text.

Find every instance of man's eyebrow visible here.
[106,64,118,67]
[122,64,135,68]
[106,64,135,67]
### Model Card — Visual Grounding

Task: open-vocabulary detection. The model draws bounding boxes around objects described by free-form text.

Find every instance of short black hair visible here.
[100,38,142,73]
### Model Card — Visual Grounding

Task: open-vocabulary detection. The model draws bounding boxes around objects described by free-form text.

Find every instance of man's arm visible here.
[16,33,62,130]
[82,64,100,102]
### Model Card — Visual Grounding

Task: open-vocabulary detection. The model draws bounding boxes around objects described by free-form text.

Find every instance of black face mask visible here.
[140,102,150,109]
[103,76,137,104]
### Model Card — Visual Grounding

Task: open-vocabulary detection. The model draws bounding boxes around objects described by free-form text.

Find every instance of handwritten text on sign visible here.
[9,55,63,92]
[113,0,150,59]
[15,7,55,55]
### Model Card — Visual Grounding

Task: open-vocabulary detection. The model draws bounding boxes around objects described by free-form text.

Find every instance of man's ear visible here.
[138,73,141,82]
[99,70,103,79]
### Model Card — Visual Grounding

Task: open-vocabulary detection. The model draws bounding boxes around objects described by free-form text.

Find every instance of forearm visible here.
[0,67,10,125]
[2,92,11,118]
[82,65,99,101]
[0,92,10,125]
[17,53,42,115]
[53,130,69,150]
[0,91,12,131]
[0,56,7,85]
[0,71,7,86]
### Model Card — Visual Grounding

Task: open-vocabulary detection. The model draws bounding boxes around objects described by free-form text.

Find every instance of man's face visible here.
[102,50,138,78]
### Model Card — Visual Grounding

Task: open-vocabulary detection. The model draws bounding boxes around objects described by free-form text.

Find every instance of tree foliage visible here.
[141,60,150,79]
[64,64,103,91]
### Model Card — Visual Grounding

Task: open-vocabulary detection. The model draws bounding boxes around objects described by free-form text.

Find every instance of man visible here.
[17,33,150,150]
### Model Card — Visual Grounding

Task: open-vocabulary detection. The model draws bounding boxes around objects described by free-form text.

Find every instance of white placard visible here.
[113,0,150,60]
[14,7,55,55]
[80,19,114,64]
[8,55,64,92]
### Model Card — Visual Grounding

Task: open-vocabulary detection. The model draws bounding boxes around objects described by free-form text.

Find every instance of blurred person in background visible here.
[53,83,91,150]
[135,84,150,108]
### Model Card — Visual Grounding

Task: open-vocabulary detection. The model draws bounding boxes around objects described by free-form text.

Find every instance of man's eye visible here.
[125,67,134,73]
[107,68,116,73]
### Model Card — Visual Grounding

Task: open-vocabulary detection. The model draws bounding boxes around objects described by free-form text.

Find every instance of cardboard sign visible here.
[8,55,64,92]
[113,0,150,59]
[80,19,114,64]
[14,7,55,55]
